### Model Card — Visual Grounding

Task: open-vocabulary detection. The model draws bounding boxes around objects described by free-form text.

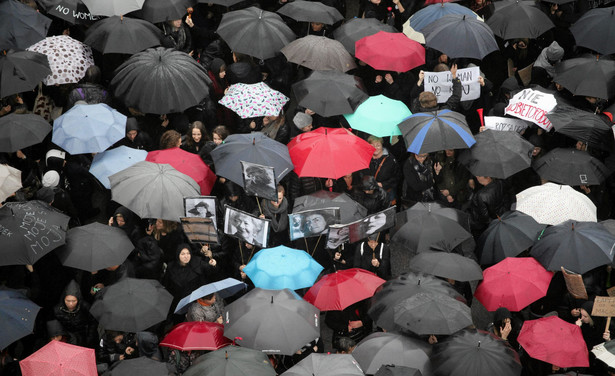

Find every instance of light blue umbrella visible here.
[243,245,324,290]
[89,146,147,189]
[174,278,247,314]
[52,103,126,154]
[344,95,411,137]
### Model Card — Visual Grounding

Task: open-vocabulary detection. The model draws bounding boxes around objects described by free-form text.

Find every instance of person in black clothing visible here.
[352,175,389,215]
[353,233,391,280]
[53,280,97,347]
[466,176,514,236]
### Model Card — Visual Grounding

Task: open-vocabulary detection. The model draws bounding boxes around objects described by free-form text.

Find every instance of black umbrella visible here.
[421,14,498,60]
[486,1,554,39]
[0,287,41,351]
[282,353,364,376]
[393,292,473,336]
[292,190,367,224]
[570,5,615,55]
[196,0,244,6]
[55,222,134,272]
[477,210,544,265]
[533,148,610,186]
[375,365,422,376]
[408,251,483,282]
[457,129,534,179]
[0,201,69,266]
[398,110,476,155]
[408,202,471,231]
[0,50,51,98]
[333,17,397,55]
[278,1,344,25]
[84,16,161,55]
[135,0,194,23]
[548,104,613,151]
[0,0,52,50]
[103,356,168,376]
[183,345,276,376]
[224,288,320,355]
[110,47,210,114]
[90,278,173,332]
[292,71,368,117]
[432,328,522,376]
[281,35,357,72]
[0,113,51,153]
[36,0,99,25]
[531,220,615,274]
[554,55,615,100]
[217,7,296,60]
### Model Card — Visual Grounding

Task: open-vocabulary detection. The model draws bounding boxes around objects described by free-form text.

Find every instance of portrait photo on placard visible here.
[184,196,216,222]
[349,206,396,243]
[240,161,277,201]
[289,207,341,241]
[224,206,269,247]
[326,223,352,249]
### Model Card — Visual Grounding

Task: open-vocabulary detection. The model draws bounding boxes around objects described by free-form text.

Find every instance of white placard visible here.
[424,67,481,103]
[484,116,529,133]
[504,89,557,131]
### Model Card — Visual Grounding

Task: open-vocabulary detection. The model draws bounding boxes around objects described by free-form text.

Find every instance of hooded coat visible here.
[53,280,97,347]
[136,332,162,361]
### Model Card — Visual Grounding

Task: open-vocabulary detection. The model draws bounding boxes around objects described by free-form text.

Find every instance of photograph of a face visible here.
[181,217,218,244]
[348,206,396,243]
[184,196,216,224]
[241,161,277,201]
[289,207,341,241]
[224,206,270,247]
[326,224,351,249]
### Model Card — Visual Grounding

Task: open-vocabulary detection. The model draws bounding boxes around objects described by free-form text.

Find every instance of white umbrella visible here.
[26,35,94,86]
[0,164,21,203]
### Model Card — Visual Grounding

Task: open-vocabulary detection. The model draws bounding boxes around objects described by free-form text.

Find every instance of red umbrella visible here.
[355,31,425,72]
[20,341,97,376]
[518,316,589,368]
[304,268,385,311]
[146,147,216,195]
[287,127,375,179]
[160,321,232,351]
[474,257,553,312]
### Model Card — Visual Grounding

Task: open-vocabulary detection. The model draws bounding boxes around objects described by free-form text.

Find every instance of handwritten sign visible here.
[561,267,588,300]
[484,116,529,133]
[424,67,481,103]
[505,89,557,131]
[592,296,615,317]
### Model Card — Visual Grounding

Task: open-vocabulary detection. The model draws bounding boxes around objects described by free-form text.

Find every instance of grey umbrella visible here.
[353,332,432,376]
[333,18,397,55]
[84,16,162,55]
[102,356,168,376]
[277,1,344,25]
[408,251,483,282]
[135,0,195,24]
[554,54,615,100]
[0,113,51,153]
[82,0,145,17]
[293,190,367,224]
[533,148,610,186]
[486,1,554,39]
[548,104,612,151]
[0,50,51,98]
[183,346,276,376]
[281,354,364,376]
[109,161,200,222]
[0,0,51,50]
[375,365,422,376]
[281,35,357,72]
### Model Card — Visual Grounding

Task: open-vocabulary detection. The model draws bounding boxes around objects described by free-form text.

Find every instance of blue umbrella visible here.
[174,278,247,314]
[89,146,148,189]
[403,3,480,43]
[0,287,41,350]
[398,110,476,154]
[243,245,324,290]
[52,103,126,154]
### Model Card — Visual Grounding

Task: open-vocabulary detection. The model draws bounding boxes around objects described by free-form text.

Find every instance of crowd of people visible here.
[2,0,615,374]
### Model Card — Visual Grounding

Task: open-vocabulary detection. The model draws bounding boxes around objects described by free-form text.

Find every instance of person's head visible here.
[232,213,261,239]
[419,91,438,109]
[198,292,216,305]
[81,65,102,85]
[168,19,182,28]
[177,245,192,266]
[187,121,207,145]
[42,170,60,188]
[263,110,285,128]
[125,117,139,141]
[581,300,594,325]
[515,38,528,49]
[445,149,455,158]
[433,63,449,73]
[545,41,564,65]
[304,213,328,235]
[476,175,493,186]
[311,22,324,32]
[210,58,227,80]
[64,295,78,311]
[153,219,178,240]
[213,125,229,145]
[293,112,313,132]
[493,307,512,337]
[368,136,384,158]
[160,130,181,149]
[245,166,272,186]
[413,152,430,164]
[361,175,379,194]
[335,337,356,354]
[115,213,125,227]
[271,185,285,207]
[369,0,381,4]
[106,330,124,344]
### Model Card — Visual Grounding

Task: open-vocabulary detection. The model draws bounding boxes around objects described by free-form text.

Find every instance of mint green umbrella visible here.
[344,95,411,137]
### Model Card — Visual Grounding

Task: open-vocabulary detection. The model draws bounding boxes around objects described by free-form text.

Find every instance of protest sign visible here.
[484,116,529,133]
[424,67,480,103]
[592,296,615,317]
[561,267,588,300]
[505,89,556,131]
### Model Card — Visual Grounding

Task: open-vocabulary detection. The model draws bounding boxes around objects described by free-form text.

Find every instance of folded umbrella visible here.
[277,1,344,24]
[548,104,612,151]
[146,147,216,195]
[393,292,472,336]
[486,1,554,39]
[281,36,357,72]
[516,182,597,225]
[0,0,51,50]
[20,341,97,376]
[0,50,51,98]
[570,5,615,56]
[219,82,289,119]
[0,164,22,203]
[333,17,396,55]
[136,0,195,23]
[403,3,480,44]
[27,35,95,86]
[0,287,41,351]
[89,146,148,189]
[0,114,51,153]
[160,321,231,351]
[82,0,145,16]
[182,345,276,376]
[408,251,483,282]
[533,148,610,186]
[343,95,411,137]
[36,0,99,25]
[355,31,425,73]
[398,110,475,154]
[292,190,367,224]
[281,354,364,376]
[554,55,615,100]
[174,278,247,314]
[84,16,162,55]
[304,268,385,311]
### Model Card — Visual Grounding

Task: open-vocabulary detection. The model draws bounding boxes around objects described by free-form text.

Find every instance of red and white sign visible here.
[505,89,557,131]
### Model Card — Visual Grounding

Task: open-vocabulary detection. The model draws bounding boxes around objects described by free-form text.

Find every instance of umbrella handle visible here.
[256,197,263,215]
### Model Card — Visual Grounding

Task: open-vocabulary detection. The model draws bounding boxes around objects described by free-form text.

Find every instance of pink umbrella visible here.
[20,341,97,376]
[355,31,425,72]
[146,147,216,195]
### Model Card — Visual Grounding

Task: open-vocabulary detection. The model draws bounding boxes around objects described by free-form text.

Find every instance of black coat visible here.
[353,241,391,280]
[53,280,97,347]
[467,179,514,233]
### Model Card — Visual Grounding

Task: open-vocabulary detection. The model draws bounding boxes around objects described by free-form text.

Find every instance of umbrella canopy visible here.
[243,246,324,290]
[292,190,367,224]
[137,0,195,23]
[515,182,597,225]
[183,345,276,376]
[355,31,425,73]
[288,127,375,179]
[457,129,533,179]
[224,288,320,355]
[408,251,483,282]
[533,148,610,186]
[343,95,411,137]
[474,257,553,312]
[486,1,554,39]
[375,365,422,376]
[217,7,295,60]
[282,354,364,376]
[0,113,51,153]
[518,316,589,368]
[554,55,615,100]
[0,287,40,351]
[210,132,294,186]
[531,220,615,274]
[353,332,432,376]
[90,278,173,332]
[84,16,161,54]
[570,5,615,55]
[281,35,357,72]
[219,82,289,119]
[89,146,148,189]
[292,71,368,117]
[174,278,247,314]
[277,1,343,24]
[26,35,95,86]
[0,50,51,98]
[407,201,471,230]
[109,161,200,222]
[431,328,522,376]
[160,321,231,351]
[103,356,168,375]
[333,17,397,55]
[398,110,475,154]
[110,47,210,115]
[393,292,472,336]
[548,105,612,151]
[20,341,97,376]
[0,0,51,50]
[82,0,145,16]
[403,3,480,44]
[146,147,216,195]
[55,222,134,272]
[36,0,99,25]
[304,268,385,311]
[422,14,498,60]
[477,210,544,265]
[0,201,69,266]
[0,164,21,203]
[52,103,126,154]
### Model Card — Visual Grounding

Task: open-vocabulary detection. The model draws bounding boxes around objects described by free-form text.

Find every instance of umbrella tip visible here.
[253,138,255,145]
[418,279,421,286]
[271,296,274,304]
[478,341,481,348]
[225,351,229,360]
[496,214,501,222]
[463,14,466,20]
[572,223,574,231]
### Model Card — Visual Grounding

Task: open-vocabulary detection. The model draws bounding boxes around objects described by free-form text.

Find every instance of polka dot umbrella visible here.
[26,35,94,86]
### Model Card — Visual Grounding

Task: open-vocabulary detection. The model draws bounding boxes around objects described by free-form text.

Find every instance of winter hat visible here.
[42,170,60,188]
[46,149,65,163]
[36,187,55,204]
[493,307,512,323]
[581,299,594,315]
[545,41,564,62]
[293,112,313,130]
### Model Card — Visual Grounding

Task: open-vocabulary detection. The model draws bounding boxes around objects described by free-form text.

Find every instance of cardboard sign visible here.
[561,267,588,300]
[592,296,615,317]
[505,89,557,131]
[607,286,615,297]
[424,67,481,103]
[484,116,529,133]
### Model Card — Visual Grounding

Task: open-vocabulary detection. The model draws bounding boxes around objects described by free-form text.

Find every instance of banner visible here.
[484,116,529,133]
[424,67,481,103]
[505,89,557,131]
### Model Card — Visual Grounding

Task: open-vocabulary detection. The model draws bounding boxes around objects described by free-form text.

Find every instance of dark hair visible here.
[185,121,208,148]
[213,125,229,141]
[160,130,181,149]
[82,66,102,85]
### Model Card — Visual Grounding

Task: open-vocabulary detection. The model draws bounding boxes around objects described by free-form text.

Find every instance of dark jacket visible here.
[402,156,442,206]
[53,280,97,347]
[226,61,261,85]
[467,179,514,233]
[351,188,389,215]
[367,152,400,193]
[411,77,462,114]
[136,332,162,360]
[132,236,164,280]
[353,241,391,279]
[96,332,137,365]
[260,197,290,247]
[162,246,213,301]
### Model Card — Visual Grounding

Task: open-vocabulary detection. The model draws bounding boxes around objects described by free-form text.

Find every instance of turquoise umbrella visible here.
[344,95,411,137]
